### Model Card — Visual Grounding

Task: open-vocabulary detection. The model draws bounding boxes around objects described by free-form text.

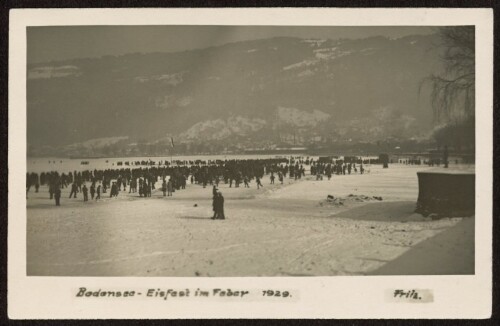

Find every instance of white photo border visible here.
[8,8,493,319]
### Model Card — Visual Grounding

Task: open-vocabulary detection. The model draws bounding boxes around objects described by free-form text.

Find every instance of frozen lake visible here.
[26,164,474,276]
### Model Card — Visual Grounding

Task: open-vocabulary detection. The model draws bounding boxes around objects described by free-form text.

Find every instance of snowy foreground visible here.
[27,164,474,276]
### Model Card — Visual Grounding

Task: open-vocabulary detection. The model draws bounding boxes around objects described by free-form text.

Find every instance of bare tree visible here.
[422,26,475,122]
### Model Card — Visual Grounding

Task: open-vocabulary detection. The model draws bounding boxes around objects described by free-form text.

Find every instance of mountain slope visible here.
[27,34,441,150]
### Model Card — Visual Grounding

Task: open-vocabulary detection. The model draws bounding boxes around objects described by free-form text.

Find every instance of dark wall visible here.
[415,172,475,217]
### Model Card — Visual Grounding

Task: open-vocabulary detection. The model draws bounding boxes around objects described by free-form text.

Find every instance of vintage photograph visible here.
[25,25,476,277]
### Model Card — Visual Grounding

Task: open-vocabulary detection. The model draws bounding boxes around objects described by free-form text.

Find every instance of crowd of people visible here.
[310,161,364,180]
[26,156,374,217]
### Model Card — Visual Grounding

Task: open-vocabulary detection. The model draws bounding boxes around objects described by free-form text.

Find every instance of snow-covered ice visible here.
[26,164,474,276]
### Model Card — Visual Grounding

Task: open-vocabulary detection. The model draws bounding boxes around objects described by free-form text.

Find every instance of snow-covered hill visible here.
[27,34,440,151]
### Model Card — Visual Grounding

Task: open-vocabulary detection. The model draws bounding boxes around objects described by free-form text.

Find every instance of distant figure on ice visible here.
[167,179,173,196]
[110,182,118,198]
[217,192,225,219]
[90,183,95,200]
[162,179,167,197]
[49,182,54,199]
[212,191,225,220]
[82,184,88,202]
[96,184,101,200]
[54,185,61,206]
[145,180,151,197]
[138,178,144,197]
[270,173,275,184]
[256,176,263,189]
[211,188,218,219]
[69,182,78,198]
[129,178,137,193]
[143,180,150,197]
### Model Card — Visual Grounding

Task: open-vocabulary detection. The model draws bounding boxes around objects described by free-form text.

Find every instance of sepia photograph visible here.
[25,24,476,277]
[7,7,493,319]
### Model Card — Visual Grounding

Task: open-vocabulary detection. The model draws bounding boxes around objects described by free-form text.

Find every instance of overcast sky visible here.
[27,25,435,64]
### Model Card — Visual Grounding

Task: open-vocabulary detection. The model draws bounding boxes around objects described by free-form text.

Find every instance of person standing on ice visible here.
[96,184,101,200]
[143,179,149,197]
[270,173,275,184]
[54,185,61,206]
[218,192,225,219]
[49,181,54,199]
[146,180,152,197]
[138,178,143,197]
[82,184,89,202]
[213,191,225,220]
[162,179,167,197]
[90,182,95,200]
[256,176,264,189]
[69,181,78,198]
[110,182,118,198]
[211,188,218,219]
[167,179,173,196]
